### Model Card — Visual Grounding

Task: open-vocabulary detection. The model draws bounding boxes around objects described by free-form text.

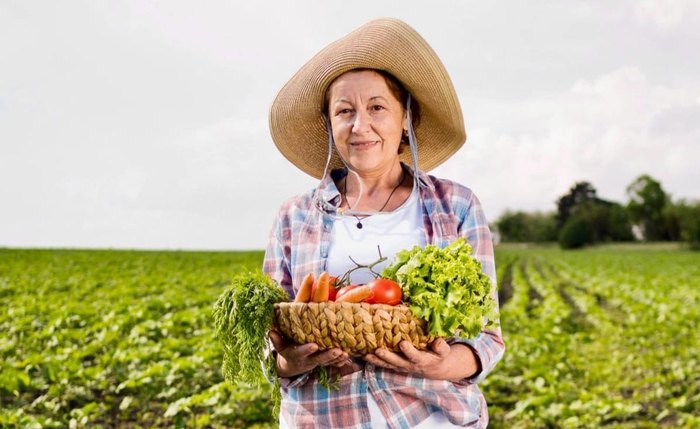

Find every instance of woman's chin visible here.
[345,158,384,174]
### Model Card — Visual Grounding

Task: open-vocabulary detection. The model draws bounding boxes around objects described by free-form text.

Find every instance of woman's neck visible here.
[340,163,412,212]
[345,163,403,197]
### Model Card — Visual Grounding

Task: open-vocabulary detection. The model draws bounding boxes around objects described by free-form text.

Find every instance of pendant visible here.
[356,221,363,229]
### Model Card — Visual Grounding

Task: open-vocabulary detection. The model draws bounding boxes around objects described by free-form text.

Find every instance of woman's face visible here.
[327,70,406,176]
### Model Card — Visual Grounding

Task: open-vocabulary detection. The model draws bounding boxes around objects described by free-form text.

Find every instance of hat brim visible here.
[269,18,466,179]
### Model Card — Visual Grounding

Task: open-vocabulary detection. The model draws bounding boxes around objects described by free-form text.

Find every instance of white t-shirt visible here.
[326,186,425,284]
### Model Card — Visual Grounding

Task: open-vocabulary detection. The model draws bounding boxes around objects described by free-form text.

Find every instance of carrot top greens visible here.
[213,271,288,414]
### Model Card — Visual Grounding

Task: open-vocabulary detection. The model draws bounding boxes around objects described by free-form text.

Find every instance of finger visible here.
[288,343,318,359]
[329,359,348,368]
[283,343,319,360]
[430,338,451,357]
[364,354,402,371]
[373,348,411,369]
[327,355,351,367]
[268,330,285,352]
[312,349,345,367]
[322,350,349,367]
[363,353,385,366]
[398,341,423,362]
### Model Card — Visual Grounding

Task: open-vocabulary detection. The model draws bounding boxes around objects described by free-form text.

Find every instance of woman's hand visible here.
[268,330,350,378]
[363,339,480,382]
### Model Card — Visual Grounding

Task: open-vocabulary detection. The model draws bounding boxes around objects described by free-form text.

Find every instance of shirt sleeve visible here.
[263,209,294,299]
[262,207,312,387]
[452,191,505,384]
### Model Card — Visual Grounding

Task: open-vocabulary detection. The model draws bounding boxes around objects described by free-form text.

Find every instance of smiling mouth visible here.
[349,141,379,149]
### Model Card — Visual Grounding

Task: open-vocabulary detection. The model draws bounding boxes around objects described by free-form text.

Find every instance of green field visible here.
[1,245,698,428]
[487,245,699,428]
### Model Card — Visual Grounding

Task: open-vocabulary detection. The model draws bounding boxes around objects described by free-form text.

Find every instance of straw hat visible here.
[269,18,466,179]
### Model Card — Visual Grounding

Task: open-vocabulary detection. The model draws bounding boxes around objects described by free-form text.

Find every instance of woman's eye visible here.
[337,108,353,115]
[370,105,385,112]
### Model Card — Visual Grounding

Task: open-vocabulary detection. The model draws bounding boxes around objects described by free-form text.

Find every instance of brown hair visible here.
[324,69,421,153]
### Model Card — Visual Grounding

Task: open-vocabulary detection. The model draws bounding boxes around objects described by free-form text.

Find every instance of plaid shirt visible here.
[264,166,504,428]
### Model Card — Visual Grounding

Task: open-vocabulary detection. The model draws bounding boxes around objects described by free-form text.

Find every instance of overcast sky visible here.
[2,1,699,250]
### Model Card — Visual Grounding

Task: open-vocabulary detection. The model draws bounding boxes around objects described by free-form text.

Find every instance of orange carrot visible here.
[335,285,373,303]
[311,272,330,302]
[295,273,315,302]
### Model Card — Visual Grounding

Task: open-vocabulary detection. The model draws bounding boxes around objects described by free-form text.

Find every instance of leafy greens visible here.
[381,238,498,338]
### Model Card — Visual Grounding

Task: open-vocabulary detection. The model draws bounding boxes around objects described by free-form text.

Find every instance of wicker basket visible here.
[273,301,433,356]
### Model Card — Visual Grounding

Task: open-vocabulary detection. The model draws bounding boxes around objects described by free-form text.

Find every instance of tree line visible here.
[495,174,700,249]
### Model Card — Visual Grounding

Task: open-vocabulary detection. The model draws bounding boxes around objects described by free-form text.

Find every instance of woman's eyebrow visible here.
[332,95,388,105]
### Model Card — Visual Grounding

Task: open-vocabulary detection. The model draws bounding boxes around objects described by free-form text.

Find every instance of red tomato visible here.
[365,278,402,305]
[328,276,343,301]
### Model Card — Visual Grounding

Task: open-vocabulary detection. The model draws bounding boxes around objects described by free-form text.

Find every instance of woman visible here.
[265,18,504,428]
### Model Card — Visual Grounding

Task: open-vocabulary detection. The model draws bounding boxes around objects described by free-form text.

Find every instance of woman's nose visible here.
[352,109,372,133]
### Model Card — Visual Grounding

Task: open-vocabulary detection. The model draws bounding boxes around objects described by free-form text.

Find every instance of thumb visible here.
[268,330,284,351]
[432,338,451,357]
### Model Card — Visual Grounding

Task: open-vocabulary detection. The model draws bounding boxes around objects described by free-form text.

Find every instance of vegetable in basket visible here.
[381,238,498,338]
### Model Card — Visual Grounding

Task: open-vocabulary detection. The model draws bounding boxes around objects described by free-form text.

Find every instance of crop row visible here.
[488,245,700,428]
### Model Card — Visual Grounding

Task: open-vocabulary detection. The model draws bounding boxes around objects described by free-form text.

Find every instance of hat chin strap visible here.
[321,115,364,214]
[315,96,420,216]
[312,116,359,215]
[319,114,335,186]
[406,94,421,190]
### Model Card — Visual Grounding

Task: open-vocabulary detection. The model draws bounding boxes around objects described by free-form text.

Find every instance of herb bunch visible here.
[213,271,288,414]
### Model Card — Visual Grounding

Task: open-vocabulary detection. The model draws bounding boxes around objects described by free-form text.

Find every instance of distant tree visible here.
[662,202,685,241]
[682,204,700,250]
[578,200,635,242]
[571,201,606,243]
[556,181,598,228]
[559,216,594,249]
[495,211,528,242]
[626,174,669,241]
[555,181,634,248]
[670,200,700,250]
[528,212,558,242]
[495,211,557,242]
[606,203,636,241]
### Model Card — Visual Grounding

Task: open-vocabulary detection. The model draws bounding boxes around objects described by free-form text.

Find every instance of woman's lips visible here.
[349,141,379,150]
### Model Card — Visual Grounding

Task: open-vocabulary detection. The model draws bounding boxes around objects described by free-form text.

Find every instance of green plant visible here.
[559,216,594,249]
[213,271,289,415]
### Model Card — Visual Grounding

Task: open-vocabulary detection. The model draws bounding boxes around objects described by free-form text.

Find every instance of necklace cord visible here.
[341,168,405,227]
